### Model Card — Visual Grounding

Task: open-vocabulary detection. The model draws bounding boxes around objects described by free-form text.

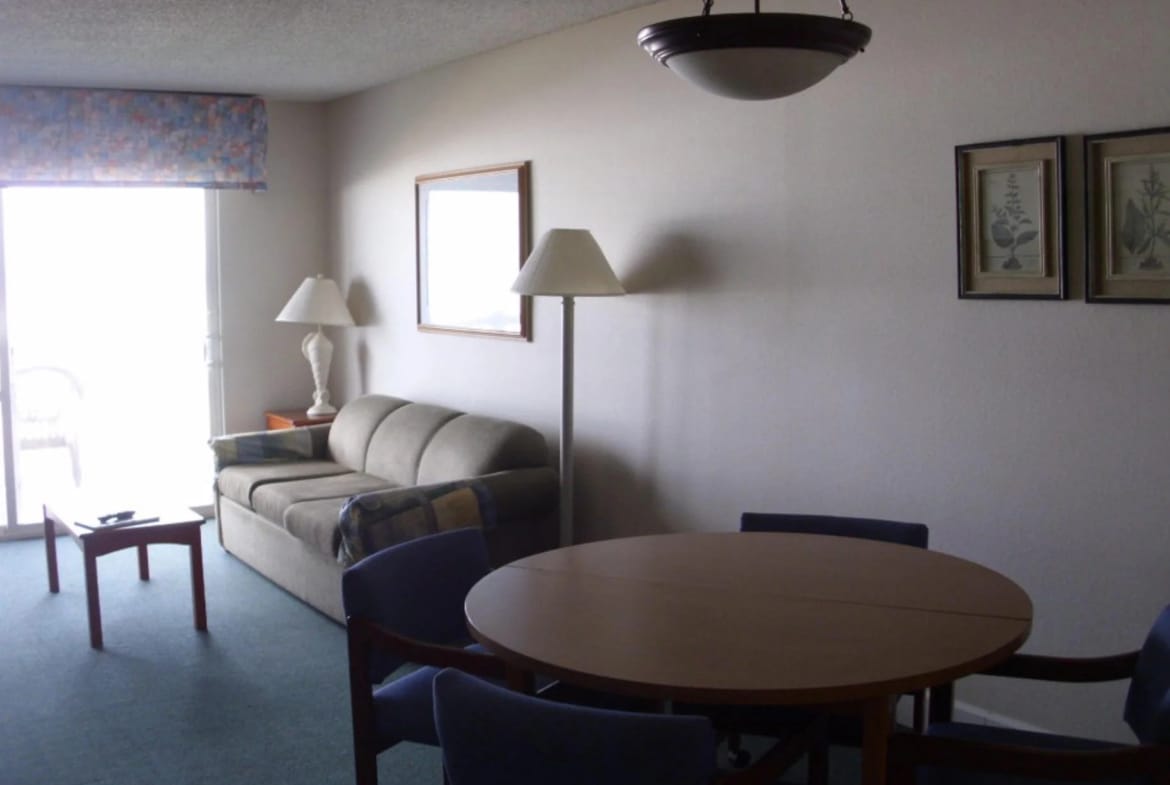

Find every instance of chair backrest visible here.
[740,512,929,548]
[341,527,490,682]
[13,365,83,446]
[432,668,717,785]
[1123,604,1170,744]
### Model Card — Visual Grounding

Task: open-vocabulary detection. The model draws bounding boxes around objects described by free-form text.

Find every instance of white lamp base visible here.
[301,327,336,417]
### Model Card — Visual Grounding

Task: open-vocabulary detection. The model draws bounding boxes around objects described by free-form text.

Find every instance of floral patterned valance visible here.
[0,87,267,190]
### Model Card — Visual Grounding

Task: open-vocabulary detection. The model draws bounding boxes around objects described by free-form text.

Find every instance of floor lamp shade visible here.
[512,229,624,547]
[511,229,625,297]
[276,274,354,417]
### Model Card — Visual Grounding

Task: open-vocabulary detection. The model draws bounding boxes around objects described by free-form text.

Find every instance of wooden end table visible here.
[265,409,337,430]
[43,502,208,649]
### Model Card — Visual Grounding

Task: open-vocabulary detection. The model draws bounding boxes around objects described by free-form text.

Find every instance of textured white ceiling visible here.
[0,0,660,101]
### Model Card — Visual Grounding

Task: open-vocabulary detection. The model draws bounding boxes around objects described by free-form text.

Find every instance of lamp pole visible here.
[509,228,624,549]
[560,295,576,547]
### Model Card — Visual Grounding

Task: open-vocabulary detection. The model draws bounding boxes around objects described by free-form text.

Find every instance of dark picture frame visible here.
[955,136,1066,300]
[1085,126,1170,303]
[415,161,532,339]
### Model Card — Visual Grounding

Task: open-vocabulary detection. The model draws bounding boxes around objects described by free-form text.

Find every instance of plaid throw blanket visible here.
[339,480,497,565]
[208,427,315,471]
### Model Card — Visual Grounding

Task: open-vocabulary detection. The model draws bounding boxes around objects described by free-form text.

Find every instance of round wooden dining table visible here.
[465,532,1032,785]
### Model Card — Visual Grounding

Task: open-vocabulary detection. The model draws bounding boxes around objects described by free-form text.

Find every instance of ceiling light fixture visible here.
[637,0,872,101]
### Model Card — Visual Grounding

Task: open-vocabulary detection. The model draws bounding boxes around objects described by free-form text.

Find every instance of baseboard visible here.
[894,695,1053,735]
[951,699,1054,734]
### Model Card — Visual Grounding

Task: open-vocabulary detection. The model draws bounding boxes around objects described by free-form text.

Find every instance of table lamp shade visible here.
[512,229,625,297]
[276,275,355,326]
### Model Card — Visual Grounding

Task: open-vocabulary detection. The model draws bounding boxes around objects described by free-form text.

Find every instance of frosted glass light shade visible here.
[637,11,872,102]
[667,47,846,101]
[276,275,355,326]
[512,229,625,297]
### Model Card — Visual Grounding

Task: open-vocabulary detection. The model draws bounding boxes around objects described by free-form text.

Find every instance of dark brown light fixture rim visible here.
[637,13,873,64]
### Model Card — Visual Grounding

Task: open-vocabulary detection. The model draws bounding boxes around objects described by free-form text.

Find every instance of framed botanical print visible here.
[416,161,532,338]
[1085,126,1170,303]
[955,136,1066,299]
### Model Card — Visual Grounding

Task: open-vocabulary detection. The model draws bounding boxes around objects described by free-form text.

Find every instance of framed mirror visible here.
[415,161,531,339]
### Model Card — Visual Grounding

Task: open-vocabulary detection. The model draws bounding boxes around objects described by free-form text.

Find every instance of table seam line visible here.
[499,563,1032,622]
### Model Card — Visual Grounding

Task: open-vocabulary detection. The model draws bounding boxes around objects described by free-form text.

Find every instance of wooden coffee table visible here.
[465,532,1032,785]
[43,501,208,649]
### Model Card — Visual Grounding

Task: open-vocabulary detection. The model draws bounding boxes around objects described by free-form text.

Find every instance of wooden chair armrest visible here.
[982,651,1140,683]
[351,618,508,681]
[716,715,827,785]
[888,731,1170,782]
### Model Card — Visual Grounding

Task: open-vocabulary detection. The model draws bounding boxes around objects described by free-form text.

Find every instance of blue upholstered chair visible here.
[432,668,816,785]
[888,604,1170,785]
[740,511,929,548]
[342,527,505,785]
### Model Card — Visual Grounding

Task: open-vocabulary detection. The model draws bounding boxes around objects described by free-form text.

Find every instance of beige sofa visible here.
[211,394,559,622]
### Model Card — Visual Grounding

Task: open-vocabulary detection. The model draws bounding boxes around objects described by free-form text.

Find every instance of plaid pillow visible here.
[208,427,315,471]
[338,480,497,565]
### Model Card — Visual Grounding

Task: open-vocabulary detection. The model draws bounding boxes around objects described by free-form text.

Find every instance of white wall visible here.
[325,0,1170,740]
[218,100,328,433]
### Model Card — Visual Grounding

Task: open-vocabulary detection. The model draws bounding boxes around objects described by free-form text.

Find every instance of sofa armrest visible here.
[209,423,332,471]
[338,467,558,565]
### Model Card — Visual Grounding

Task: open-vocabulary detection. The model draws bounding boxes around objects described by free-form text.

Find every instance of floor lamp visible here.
[276,274,355,416]
[512,229,625,547]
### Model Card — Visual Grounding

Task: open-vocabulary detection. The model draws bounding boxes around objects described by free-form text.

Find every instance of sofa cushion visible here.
[364,403,461,486]
[217,460,351,508]
[417,415,549,484]
[283,497,355,560]
[251,472,395,527]
[327,395,411,472]
[339,480,496,565]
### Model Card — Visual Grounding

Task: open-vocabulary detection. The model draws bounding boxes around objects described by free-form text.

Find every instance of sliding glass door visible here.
[0,187,220,537]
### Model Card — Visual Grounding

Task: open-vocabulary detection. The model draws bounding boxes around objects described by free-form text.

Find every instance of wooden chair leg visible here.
[911,689,927,733]
[347,624,379,785]
[928,682,954,725]
[355,749,378,785]
[807,734,830,785]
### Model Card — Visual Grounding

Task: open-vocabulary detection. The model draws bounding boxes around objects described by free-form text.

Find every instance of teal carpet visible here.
[0,522,861,785]
[0,522,439,785]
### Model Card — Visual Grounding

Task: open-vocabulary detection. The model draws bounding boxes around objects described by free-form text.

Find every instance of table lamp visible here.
[276,274,354,416]
[511,229,624,546]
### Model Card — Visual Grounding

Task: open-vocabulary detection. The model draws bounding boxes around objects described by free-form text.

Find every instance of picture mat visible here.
[1086,129,1170,302]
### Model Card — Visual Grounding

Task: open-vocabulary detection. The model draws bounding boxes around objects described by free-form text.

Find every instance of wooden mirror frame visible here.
[415,161,532,339]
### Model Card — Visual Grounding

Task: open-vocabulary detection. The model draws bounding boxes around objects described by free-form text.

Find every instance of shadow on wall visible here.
[346,277,377,325]
[622,231,724,294]
[575,440,666,542]
[568,232,727,543]
[348,277,377,396]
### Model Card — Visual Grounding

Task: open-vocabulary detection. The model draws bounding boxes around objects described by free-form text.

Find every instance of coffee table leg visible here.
[860,695,894,785]
[83,546,103,649]
[44,509,59,594]
[190,534,207,631]
[137,545,150,580]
